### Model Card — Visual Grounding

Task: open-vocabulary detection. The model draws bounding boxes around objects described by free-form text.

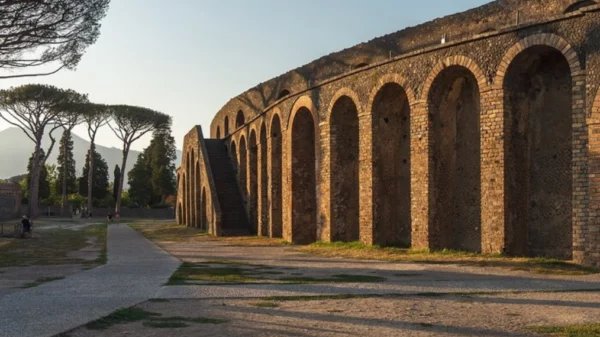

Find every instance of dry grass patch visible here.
[526,323,600,337]
[297,242,598,276]
[0,224,107,268]
[130,222,208,242]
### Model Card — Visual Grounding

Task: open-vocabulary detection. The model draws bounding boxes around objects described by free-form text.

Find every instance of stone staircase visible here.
[204,140,251,235]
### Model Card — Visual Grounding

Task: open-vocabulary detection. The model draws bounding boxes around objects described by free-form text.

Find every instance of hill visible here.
[0,127,182,187]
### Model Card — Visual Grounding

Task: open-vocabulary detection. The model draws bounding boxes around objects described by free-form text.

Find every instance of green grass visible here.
[148,298,170,303]
[0,224,107,268]
[20,276,65,288]
[252,301,280,308]
[130,222,208,242]
[143,320,189,328]
[526,323,600,337]
[143,316,228,328]
[167,262,386,285]
[299,241,598,276]
[86,308,160,330]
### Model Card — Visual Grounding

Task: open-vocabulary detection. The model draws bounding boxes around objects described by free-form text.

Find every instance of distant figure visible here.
[21,215,32,238]
[107,210,113,222]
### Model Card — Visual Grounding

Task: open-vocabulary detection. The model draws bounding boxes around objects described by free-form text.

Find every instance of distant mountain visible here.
[0,127,182,187]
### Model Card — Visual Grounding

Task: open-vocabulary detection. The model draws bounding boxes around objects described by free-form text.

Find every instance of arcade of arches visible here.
[178,5,600,268]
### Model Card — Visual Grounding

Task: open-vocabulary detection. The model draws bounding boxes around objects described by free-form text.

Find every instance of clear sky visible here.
[0,0,490,151]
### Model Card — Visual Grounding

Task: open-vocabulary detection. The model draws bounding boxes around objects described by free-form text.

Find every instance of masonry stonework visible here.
[178,0,600,267]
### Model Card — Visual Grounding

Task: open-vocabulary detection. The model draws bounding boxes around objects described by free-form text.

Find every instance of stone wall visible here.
[178,0,600,267]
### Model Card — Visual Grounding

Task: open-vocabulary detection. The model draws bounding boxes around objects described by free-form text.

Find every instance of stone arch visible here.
[248,129,258,234]
[368,77,415,247]
[328,91,360,242]
[224,116,230,136]
[259,121,269,237]
[564,0,597,13]
[182,172,187,226]
[502,42,575,259]
[216,126,221,139]
[185,151,191,226]
[195,160,201,228]
[201,187,208,230]
[422,56,489,99]
[426,63,482,252]
[236,110,245,128]
[494,34,582,86]
[289,98,318,244]
[239,135,248,200]
[270,112,283,238]
[287,95,319,129]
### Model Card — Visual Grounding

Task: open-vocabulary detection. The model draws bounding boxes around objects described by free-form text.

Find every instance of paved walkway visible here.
[0,224,180,337]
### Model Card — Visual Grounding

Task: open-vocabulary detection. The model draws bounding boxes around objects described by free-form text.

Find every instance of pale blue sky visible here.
[0,0,489,151]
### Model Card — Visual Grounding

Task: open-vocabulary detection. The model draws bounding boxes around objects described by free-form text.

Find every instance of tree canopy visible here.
[78,149,109,200]
[0,0,111,78]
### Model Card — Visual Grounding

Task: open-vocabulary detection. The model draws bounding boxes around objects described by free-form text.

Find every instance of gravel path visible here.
[0,224,180,337]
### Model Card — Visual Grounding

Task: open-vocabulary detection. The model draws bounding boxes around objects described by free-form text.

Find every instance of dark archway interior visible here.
[195,161,201,228]
[201,188,207,230]
[224,116,229,136]
[564,0,596,13]
[330,96,360,242]
[270,115,283,238]
[372,83,411,247]
[216,126,221,139]
[504,46,573,259]
[429,66,482,252]
[236,110,245,128]
[260,123,269,237]
[239,136,248,200]
[278,90,290,100]
[249,131,258,234]
[291,108,317,244]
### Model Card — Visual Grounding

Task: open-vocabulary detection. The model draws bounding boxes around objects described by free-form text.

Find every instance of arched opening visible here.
[201,187,208,230]
[372,83,411,246]
[186,152,191,226]
[428,65,481,252]
[291,107,317,244]
[249,130,258,234]
[270,115,283,238]
[329,96,360,242]
[216,126,221,139]
[224,116,230,136]
[278,90,290,100]
[504,46,573,259]
[354,62,369,69]
[236,110,245,128]
[190,151,196,227]
[195,161,201,228]
[230,141,238,170]
[239,136,248,200]
[564,0,596,13]
[259,122,269,237]
[183,172,188,226]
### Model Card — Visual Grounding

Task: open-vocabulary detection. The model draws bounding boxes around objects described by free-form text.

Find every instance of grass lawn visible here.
[130,222,209,242]
[526,323,600,337]
[0,224,107,268]
[297,242,598,276]
[167,261,386,285]
[86,307,227,330]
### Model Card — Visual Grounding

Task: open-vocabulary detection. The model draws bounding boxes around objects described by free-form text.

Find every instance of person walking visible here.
[20,215,32,238]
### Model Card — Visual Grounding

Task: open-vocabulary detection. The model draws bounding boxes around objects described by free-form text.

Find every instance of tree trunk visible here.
[28,141,42,219]
[87,139,95,217]
[61,129,69,216]
[115,143,130,216]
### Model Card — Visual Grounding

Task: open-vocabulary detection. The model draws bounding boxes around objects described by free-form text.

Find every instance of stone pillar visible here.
[318,122,331,242]
[480,87,506,254]
[410,101,431,249]
[358,112,374,245]
[282,125,293,243]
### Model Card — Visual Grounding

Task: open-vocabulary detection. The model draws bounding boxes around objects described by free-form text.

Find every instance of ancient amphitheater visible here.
[177,0,600,267]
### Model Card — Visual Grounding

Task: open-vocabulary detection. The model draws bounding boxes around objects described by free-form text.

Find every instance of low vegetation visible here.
[21,276,65,288]
[526,323,600,337]
[0,224,107,268]
[297,241,598,276]
[86,307,227,330]
[167,261,386,285]
[130,222,208,242]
